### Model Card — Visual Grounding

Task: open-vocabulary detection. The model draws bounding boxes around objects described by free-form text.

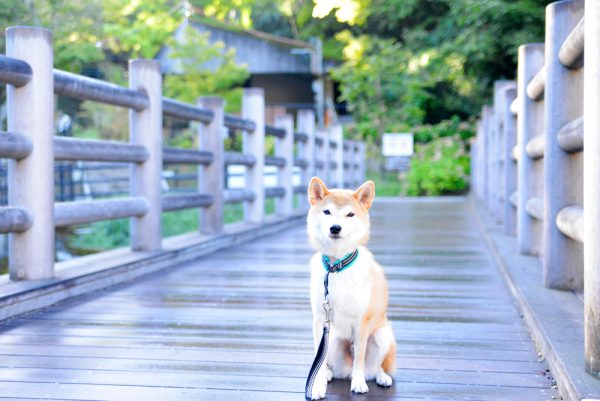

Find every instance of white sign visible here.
[382,133,414,157]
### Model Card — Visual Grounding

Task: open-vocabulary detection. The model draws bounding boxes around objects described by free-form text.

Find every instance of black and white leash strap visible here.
[304,250,358,400]
[305,271,331,400]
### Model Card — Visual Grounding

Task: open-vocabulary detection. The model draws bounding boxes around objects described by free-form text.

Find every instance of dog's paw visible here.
[326,367,333,382]
[310,377,327,399]
[351,377,369,393]
[376,371,393,387]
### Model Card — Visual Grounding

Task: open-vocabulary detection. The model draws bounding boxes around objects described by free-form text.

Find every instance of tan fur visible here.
[382,342,397,373]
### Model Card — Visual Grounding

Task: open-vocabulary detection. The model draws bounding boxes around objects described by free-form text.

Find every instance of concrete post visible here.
[483,106,494,211]
[357,141,366,183]
[542,0,584,290]
[331,124,344,188]
[351,142,359,187]
[316,128,329,182]
[297,109,316,188]
[491,105,499,219]
[475,120,485,201]
[492,81,514,224]
[470,138,477,197]
[129,60,162,252]
[6,27,55,280]
[198,97,224,235]
[517,44,545,255]
[584,0,600,378]
[275,114,294,215]
[502,85,517,236]
[242,88,265,224]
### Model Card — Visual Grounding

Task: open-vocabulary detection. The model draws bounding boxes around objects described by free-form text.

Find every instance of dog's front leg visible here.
[310,318,329,400]
[350,325,369,393]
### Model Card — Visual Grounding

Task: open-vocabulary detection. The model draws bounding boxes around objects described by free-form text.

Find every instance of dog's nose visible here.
[330,225,342,235]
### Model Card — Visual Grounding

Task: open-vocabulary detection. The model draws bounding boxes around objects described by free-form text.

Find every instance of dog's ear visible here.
[308,177,330,206]
[354,180,375,210]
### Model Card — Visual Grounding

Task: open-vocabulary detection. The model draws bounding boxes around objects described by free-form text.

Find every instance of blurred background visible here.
[0,0,552,266]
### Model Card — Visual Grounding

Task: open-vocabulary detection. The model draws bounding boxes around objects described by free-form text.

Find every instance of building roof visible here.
[156,18,318,75]
[192,16,313,50]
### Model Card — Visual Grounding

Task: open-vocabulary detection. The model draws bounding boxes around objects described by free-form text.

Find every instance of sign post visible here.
[382,133,414,172]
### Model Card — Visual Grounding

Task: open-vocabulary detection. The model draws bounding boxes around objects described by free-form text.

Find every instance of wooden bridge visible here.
[0,198,560,400]
[2,0,600,399]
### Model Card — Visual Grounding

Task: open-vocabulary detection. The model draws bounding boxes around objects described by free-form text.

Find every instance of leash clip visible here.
[322,297,331,329]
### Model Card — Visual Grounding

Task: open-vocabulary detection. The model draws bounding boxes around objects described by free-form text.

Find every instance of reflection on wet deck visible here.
[0,197,558,400]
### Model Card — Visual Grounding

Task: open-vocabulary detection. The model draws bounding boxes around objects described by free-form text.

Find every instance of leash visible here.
[304,250,358,400]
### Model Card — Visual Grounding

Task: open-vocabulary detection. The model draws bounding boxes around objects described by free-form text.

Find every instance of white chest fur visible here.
[310,246,373,340]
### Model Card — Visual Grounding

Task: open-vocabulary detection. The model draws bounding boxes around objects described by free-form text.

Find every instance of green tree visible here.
[163,23,249,112]
[101,0,182,60]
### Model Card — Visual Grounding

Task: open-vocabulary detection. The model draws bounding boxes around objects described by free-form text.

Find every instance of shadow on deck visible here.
[0,197,559,400]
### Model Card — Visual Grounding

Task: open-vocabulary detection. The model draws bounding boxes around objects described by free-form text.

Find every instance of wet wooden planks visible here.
[0,197,559,400]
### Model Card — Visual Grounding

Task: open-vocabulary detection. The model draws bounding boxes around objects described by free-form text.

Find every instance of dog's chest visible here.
[329,272,370,336]
[311,255,371,339]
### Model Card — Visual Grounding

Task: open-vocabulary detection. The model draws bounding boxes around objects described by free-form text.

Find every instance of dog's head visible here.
[306,177,375,255]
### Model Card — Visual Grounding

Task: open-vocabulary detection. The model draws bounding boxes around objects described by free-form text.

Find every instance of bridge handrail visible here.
[470,0,600,381]
[0,25,366,284]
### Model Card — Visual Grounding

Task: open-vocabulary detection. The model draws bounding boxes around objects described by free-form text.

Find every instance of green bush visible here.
[404,134,470,196]
[413,116,474,144]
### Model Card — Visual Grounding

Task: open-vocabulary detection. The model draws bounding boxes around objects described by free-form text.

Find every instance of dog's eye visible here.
[347,212,355,217]
[323,209,331,215]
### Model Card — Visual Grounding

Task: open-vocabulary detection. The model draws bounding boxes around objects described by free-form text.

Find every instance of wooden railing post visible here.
[129,60,162,251]
[242,88,265,224]
[198,97,224,234]
[275,113,294,215]
[6,27,55,280]
[297,109,315,186]
[542,0,584,290]
[502,84,517,236]
[584,0,600,378]
[517,44,545,255]
[331,124,344,187]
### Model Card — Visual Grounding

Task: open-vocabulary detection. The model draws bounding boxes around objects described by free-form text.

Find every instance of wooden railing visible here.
[470,0,600,378]
[0,27,365,282]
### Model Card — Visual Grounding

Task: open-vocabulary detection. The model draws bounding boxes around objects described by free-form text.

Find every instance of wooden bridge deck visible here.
[0,198,558,400]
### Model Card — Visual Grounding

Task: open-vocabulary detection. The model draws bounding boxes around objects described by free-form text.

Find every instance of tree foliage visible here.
[163,24,249,111]
[316,0,553,138]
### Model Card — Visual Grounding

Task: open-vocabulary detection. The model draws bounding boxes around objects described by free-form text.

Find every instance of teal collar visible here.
[322,250,359,273]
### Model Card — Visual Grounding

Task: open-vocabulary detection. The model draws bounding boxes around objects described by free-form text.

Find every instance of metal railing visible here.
[470,0,600,378]
[0,26,366,282]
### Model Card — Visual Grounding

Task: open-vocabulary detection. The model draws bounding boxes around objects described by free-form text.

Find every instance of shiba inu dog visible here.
[306,177,396,399]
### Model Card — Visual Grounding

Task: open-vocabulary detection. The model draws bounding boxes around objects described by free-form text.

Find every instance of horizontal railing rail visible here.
[224,114,256,131]
[54,197,149,228]
[0,131,32,159]
[54,69,149,110]
[162,97,214,123]
[162,147,213,165]
[0,54,32,86]
[54,137,149,163]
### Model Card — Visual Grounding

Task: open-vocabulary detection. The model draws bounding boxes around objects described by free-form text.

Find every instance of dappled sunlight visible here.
[313,0,362,24]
